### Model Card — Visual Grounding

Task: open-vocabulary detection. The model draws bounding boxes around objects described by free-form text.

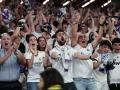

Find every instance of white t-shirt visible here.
[50,44,77,83]
[24,51,45,82]
[93,53,107,83]
[109,53,120,84]
[73,44,94,78]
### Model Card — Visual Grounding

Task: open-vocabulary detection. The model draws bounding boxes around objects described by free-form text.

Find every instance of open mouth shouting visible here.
[4,42,10,47]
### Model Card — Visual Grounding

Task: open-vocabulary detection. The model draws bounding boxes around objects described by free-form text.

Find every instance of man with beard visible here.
[0,33,26,90]
[50,29,96,90]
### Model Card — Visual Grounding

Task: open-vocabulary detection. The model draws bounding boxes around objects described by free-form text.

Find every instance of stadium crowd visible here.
[0,0,120,90]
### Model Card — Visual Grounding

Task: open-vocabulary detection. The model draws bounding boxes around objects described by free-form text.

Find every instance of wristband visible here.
[90,56,98,62]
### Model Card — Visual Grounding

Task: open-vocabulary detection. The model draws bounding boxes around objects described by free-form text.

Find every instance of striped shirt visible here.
[0,49,20,81]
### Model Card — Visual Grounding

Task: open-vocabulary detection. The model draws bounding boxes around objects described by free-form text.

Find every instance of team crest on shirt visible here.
[113,56,120,65]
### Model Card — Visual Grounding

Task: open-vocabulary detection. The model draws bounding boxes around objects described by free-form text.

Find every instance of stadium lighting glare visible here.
[43,0,49,5]
[20,0,24,4]
[101,0,111,8]
[82,2,90,8]
[82,0,95,8]
[0,0,3,3]
[89,0,95,3]
[63,1,70,6]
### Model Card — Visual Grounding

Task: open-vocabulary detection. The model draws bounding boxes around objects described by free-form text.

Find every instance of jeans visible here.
[27,82,39,90]
[74,78,97,90]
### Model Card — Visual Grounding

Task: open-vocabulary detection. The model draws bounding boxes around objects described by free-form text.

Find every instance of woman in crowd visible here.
[37,36,47,51]
[24,34,47,90]
[37,36,52,69]
[0,33,26,90]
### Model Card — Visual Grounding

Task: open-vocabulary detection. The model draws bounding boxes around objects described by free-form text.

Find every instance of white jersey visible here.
[109,53,120,84]
[24,51,45,82]
[50,44,77,83]
[73,44,94,78]
[93,53,107,83]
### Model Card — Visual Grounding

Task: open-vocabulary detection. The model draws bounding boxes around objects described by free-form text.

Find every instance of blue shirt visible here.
[0,49,20,81]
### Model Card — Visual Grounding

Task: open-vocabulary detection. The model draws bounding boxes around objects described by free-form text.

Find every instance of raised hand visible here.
[51,52,60,60]
[29,46,35,55]
[14,42,19,48]
[71,10,81,24]
[99,15,106,24]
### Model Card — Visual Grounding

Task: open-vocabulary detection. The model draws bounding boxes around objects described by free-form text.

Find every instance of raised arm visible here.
[92,15,105,49]
[73,52,98,60]
[71,23,78,47]
[71,11,81,47]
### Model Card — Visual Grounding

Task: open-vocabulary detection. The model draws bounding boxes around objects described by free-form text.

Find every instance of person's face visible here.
[39,78,44,90]
[112,43,120,53]
[78,34,88,45]
[62,24,68,32]
[87,19,92,27]
[56,32,66,45]
[38,37,46,48]
[28,9,34,15]
[28,36,37,49]
[99,45,110,53]
[11,22,16,28]
[75,12,81,21]
[1,34,12,50]
[80,24,88,33]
